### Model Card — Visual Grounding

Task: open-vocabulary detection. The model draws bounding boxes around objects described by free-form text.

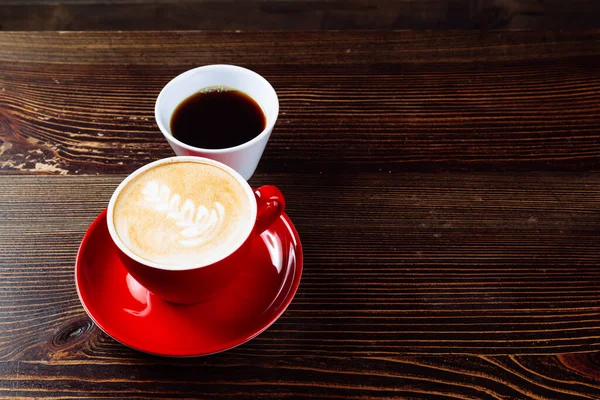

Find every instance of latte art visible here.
[112,160,254,267]
[141,181,225,247]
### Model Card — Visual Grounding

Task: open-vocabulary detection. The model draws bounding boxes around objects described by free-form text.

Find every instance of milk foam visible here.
[113,161,253,267]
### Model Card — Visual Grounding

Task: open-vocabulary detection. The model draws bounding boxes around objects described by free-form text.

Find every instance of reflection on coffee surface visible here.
[113,161,253,267]
[170,86,266,149]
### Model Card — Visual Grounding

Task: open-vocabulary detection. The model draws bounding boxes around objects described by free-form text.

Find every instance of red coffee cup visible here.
[106,156,284,304]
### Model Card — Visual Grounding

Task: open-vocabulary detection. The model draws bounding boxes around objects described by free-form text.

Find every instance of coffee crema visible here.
[112,161,253,267]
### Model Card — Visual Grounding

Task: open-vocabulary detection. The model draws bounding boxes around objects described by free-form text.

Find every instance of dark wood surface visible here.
[2,31,600,176]
[2,0,600,31]
[1,31,599,398]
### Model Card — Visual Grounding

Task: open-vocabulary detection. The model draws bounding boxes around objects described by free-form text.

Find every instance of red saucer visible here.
[75,209,302,357]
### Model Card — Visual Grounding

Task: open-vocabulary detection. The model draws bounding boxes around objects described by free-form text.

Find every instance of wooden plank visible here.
[0,0,596,31]
[1,173,600,360]
[1,31,600,175]
[0,355,599,398]
[0,0,462,31]
[2,30,599,65]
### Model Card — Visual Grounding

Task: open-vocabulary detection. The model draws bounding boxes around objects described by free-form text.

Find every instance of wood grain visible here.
[0,0,569,31]
[1,31,600,175]
[0,355,599,399]
[2,30,600,398]
[1,174,600,397]
[0,0,598,31]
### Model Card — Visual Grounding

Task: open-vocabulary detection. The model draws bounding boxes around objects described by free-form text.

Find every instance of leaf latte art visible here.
[141,181,225,247]
[112,160,253,267]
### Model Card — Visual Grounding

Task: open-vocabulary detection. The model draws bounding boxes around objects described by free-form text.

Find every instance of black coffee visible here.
[170,87,266,149]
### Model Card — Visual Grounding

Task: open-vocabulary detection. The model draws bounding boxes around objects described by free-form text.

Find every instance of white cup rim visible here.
[155,64,279,154]
[106,156,257,271]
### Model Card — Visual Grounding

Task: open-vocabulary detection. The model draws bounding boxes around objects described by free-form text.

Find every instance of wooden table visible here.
[1,31,599,399]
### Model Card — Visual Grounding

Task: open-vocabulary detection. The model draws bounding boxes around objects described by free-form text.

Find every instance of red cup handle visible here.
[254,185,285,234]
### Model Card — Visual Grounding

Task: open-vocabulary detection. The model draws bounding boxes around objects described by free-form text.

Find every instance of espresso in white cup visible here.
[155,65,279,180]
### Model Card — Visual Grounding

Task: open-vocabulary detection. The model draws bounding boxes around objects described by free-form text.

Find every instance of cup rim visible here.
[155,64,279,154]
[106,156,258,271]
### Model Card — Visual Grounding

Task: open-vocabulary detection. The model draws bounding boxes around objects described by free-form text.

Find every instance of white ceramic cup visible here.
[155,65,279,180]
